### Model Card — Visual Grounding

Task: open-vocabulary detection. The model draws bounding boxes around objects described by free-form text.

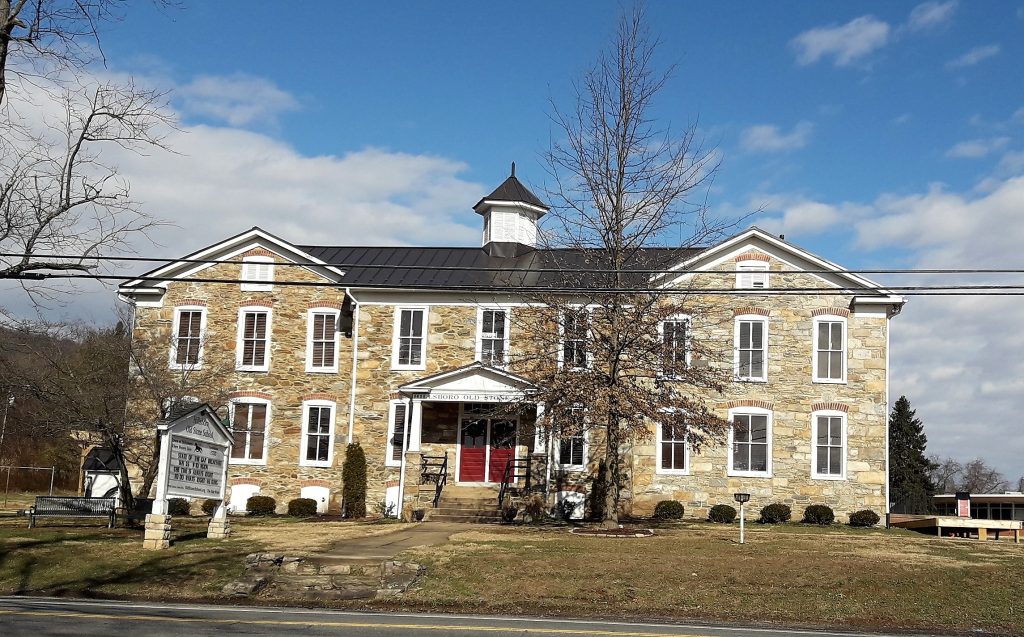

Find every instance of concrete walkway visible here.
[310,522,471,564]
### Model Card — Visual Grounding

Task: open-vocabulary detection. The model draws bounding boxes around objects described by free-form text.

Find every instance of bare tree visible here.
[510,8,735,524]
[928,455,961,494]
[929,455,1008,494]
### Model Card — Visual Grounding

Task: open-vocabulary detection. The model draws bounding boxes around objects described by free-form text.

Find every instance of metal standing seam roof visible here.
[474,173,549,211]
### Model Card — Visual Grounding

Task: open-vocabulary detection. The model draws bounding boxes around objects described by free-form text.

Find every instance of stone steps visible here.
[226,553,424,600]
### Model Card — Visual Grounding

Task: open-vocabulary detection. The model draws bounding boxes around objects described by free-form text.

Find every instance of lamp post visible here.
[734,492,751,544]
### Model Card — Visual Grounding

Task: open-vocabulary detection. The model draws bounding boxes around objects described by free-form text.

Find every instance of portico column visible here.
[409,399,423,452]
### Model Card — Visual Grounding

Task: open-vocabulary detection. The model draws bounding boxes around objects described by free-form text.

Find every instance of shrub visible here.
[652,500,685,520]
[167,497,190,516]
[758,502,791,524]
[374,499,396,519]
[802,504,835,525]
[246,495,277,516]
[708,504,737,523]
[523,495,546,523]
[342,442,367,518]
[501,504,518,524]
[848,509,881,528]
[287,498,318,517]
[201,499,220,516]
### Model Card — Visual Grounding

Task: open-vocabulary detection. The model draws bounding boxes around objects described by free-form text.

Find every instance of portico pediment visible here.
[398,362,536,402]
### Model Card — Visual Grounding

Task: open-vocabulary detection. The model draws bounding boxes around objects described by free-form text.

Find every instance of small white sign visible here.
[166,434,227,499]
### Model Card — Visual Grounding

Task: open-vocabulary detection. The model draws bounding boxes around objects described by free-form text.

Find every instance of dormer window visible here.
[736,261,768,290]
[241,256,274,291]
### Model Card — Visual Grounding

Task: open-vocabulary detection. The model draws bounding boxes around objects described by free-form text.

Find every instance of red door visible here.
[458,419,487,482]
[488,420,517,483]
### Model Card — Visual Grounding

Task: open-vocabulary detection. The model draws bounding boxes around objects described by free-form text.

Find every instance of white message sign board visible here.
[166,435,227,499]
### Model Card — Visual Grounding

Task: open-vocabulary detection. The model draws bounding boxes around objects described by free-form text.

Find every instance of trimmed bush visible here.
[342,442,367,518]
[246,495,277,516]
[167,497,190,516]
[287,498,318,517]
[848,509,881,528]
[758,502,792,524]
[501,504,519,524]
[201,499,219,516]
[802,504,835,525]
[652,500,685,520]
[708,504,737,523]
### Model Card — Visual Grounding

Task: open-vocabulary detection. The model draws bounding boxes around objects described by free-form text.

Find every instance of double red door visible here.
[458,415,516,483]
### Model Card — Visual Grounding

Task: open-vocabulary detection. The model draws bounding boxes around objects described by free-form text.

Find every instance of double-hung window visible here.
[171,307,206,369]
[661,316,690,378]
[230,401,269,464]
[736,262,768,289]
[735,317,767,381]
[306,309,339,372]
[561,309,589,369]
[657,420,689,474]
[385,401,408,467]
[812,412,846,479]
[241,256,274,291]
[813,317,847,383]
[392,307,427,370]
[237,308,271,371]
[729,410,771,477]
[478,309,508,367]
[301,401,335,467]
[557,406,586,469]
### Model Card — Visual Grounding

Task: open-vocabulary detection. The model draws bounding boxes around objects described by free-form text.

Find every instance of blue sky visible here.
[7,1,1024,478]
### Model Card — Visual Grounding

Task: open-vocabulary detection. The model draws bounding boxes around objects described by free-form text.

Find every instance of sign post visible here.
[145,404,232,550]
[734,492,751,545]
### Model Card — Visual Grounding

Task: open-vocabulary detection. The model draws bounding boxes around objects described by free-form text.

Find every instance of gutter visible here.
[344,287,360,444]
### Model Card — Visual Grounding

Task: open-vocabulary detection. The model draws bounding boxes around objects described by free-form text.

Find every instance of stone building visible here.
[118,170,904,521]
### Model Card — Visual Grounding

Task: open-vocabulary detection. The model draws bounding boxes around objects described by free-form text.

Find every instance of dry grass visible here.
[231,518,414,554]
[391,522,1024,635]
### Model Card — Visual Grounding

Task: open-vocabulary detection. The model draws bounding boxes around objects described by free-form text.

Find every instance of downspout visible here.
[345,287,360,444]
[396,397,411,520]
[884,308,892,527]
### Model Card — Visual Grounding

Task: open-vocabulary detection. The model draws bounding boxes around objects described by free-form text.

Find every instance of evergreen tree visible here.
[889,396,936,511]
[341,442,367,518]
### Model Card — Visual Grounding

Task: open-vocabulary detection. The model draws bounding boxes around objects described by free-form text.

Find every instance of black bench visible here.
[28,496,116,528]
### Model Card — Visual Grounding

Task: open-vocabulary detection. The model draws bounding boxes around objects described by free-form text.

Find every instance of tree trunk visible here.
[602,416,620,526]
[137,431,162,500]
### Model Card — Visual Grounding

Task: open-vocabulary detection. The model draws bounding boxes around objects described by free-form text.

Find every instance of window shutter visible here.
[391,403,407,462]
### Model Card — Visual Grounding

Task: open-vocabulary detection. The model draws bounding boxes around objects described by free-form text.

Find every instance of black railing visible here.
[420,452,448,508]
[497,457,531,510]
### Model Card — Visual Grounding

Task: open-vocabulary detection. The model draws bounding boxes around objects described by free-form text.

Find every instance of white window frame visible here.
[240,255,274,291]
[727,407,772,478]
[391,306,428,371]
[556,406,587,471]
[305,307,341,373]
[658,314,691,379]
[169,305,207,370]
[299,399,336,467]
[734,315,768,382]
[476,307,510,368]
[236,306,273,372]
[228,397,271,466]
[811,410,847,480]
[736,261,769,290]
[385,400,409,468]
[812,316,848,384]
[558,307,592,370]
[655,420,690,475]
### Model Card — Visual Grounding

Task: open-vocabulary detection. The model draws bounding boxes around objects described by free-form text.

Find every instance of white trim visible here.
[735,260,769,290]
[240,255,274,291]
[810,410,847,481]
[475,307,510,368]
[556,407,587,471]
[228,397,271,466]
[658,314,692,378]
[298,399,337,468]
[385,399,409,468]
[655,420,690,475]
[558,307,592,370]
[391,306,428,371]
[734,315,768,382]
[812,315,848,384]
[305,307,341,373]
[727,406,772,478]
[884,316,891,515]
[236,306,273,372]
[169,305,207,370]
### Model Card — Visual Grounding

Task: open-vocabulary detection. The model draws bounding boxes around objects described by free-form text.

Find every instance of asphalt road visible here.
[0,597,932,637]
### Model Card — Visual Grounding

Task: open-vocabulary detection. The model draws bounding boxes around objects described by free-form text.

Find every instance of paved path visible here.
[311,522,471,564]
[0,597,926,637]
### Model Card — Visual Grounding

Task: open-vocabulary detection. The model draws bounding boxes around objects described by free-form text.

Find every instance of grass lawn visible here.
[389,522,1024,635]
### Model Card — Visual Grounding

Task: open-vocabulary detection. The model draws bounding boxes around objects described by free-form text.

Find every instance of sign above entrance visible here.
[409,391,527,402]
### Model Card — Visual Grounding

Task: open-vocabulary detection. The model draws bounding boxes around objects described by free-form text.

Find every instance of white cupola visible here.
[473,162,549,257]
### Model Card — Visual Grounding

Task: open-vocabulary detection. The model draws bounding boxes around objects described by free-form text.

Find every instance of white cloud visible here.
[907,1,958,31]
[740,121,814,153]
[997,151,1024,176]
[177,73,301,126]
[945,136,1010,158]
[753,194,869,237]
[790,16,891,67]
[946,44,1000,70]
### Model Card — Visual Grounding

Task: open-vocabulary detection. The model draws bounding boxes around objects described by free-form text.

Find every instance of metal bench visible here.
[28,496,116,528]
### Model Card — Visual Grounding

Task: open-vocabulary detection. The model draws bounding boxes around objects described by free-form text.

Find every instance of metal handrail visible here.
[497,456,531,510]
[419,452,448,508]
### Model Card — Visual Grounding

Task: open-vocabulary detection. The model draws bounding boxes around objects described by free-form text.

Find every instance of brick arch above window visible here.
[177,298,207,307]
[811,307,850,318]
[734,307,771,317]
[735,251,771,263]
[811,401,850,413]
[242,248,276,259]
[230,390,272,400]
[725,399,774,410]
[229,477,263,486]
[240,299,273,308]
[301,479,331,488]
[302,392,339,402]
[307,300,344,310]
